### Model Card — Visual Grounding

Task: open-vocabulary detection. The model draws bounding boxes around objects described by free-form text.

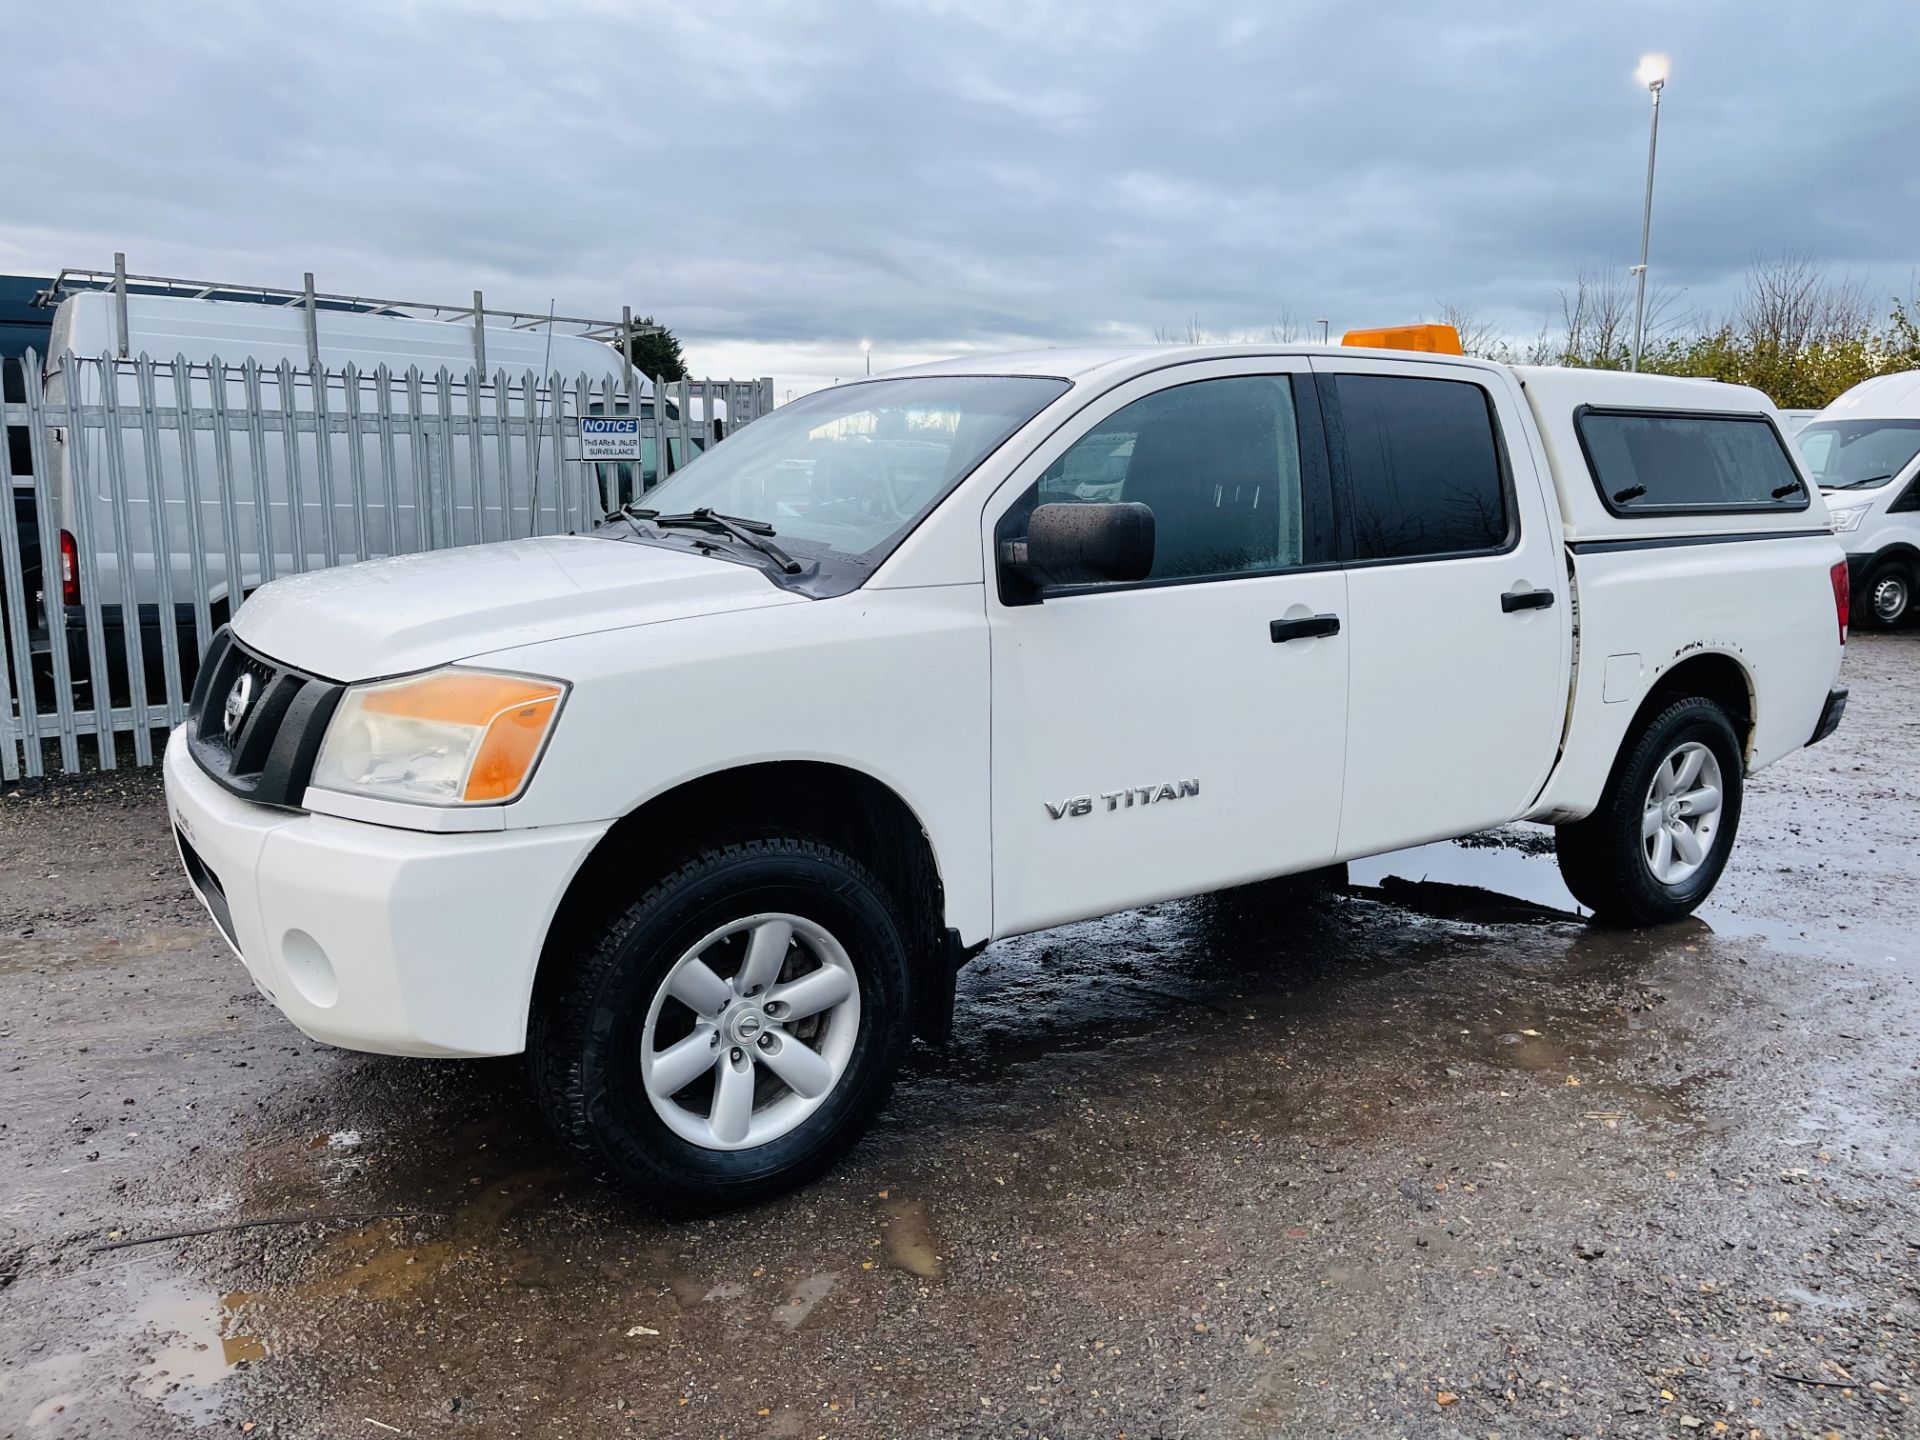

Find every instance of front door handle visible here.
[1270,614,1341,643]
[1501,588,1555,613]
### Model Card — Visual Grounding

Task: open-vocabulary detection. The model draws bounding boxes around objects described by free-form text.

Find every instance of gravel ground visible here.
[1,633,1916,1440]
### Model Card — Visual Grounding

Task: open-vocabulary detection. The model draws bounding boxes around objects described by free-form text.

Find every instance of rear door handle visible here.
[1270,614,1341,643]
[1501,588,1555,613]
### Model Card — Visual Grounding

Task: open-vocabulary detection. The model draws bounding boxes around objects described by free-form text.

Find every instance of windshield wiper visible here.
[1833,472,1894,490]
[622,505,803,574]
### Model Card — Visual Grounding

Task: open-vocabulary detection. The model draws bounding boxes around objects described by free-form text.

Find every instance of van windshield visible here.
[599,375,1068,594]
[1795,419,1920,490]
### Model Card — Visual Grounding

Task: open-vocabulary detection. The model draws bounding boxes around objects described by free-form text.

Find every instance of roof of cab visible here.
[1818,369,1920,420]
[887,345,1782,417]
[883,342,1510,387]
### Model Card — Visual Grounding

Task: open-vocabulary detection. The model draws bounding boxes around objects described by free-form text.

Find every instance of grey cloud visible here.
[4,0,1917,383]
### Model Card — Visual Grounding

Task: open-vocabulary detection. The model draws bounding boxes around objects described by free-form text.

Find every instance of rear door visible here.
[1308,357,1569,858]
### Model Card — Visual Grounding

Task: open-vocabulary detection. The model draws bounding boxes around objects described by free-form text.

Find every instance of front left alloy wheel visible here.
[530,837,911,1213]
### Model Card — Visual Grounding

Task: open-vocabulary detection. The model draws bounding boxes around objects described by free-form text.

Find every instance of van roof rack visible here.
[35,253,663,367]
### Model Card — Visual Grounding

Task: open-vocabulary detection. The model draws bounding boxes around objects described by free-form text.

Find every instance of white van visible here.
[42,290,655,679]
[1795,371,1920,628]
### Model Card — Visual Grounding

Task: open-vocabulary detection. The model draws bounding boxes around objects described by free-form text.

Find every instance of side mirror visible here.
[1001,502,1155,596]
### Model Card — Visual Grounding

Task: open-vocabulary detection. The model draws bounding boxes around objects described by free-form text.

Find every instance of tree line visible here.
[1159,253,1920,411]
[1439,252,1920,410]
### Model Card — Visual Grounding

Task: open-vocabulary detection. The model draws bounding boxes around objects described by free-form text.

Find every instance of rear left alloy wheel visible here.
[529,837,911,1213]
[1554,696,1744,925]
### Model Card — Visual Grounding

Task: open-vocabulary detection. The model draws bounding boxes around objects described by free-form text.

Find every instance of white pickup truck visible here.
[163,336,1849,1211]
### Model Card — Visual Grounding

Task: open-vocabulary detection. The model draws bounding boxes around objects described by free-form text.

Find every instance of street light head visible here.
[1635,53,1669,91]
[859,339,872,354]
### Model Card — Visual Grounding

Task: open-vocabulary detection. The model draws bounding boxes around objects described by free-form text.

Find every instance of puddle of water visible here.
[1348,827,1845,957]
[295,1166,572,1302]
[881,1198,942,1280]
[773,1270,840,1329]
[130,1279,263,1422]
[1348,835,1586,923]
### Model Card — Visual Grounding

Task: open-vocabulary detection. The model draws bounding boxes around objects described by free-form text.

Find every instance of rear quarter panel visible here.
[1532,533,1844,821]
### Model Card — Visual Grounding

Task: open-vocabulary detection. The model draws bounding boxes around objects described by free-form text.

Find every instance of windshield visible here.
[607,375,1069,592]
[1795,419,1920,490]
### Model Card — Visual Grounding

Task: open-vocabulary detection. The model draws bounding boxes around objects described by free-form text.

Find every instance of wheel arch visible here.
[1865,541,1920,570]
[1624,650,1756,771]
[529,759,960,1046]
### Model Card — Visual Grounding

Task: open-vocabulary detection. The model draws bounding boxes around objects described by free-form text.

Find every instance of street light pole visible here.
[860,338,872,376]
[1630,54,1669,372]
[1316,318,1330,343]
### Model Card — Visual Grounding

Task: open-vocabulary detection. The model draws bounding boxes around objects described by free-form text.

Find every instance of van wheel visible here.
[1554,697,1743,925]
[528,837,910,1213]
[1860,558,1913,629]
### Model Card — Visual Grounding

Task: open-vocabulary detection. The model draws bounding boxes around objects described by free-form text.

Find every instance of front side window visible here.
[604,374,1068,593]
[1578,409,1809,513]
[1334,374,1510,561]
[1029,374,1305,582]
[1795,418,1920,492]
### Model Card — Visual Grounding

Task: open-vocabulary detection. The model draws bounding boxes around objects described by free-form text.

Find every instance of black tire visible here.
[528,836,911,1214]
[1554,696,1743,925]
[1859,557,1914,630]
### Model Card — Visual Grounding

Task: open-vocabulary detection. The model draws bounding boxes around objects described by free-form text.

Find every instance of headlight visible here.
[312,667,567,806]
[1829,505,1867,534]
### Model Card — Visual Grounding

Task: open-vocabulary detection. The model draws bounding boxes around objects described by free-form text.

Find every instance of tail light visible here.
[59,529,79,607]
[1830,558,1849,644]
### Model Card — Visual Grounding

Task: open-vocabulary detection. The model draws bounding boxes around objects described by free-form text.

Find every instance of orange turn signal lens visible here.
[465,693,562,801]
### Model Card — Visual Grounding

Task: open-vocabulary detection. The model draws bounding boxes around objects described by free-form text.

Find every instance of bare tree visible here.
[1434,300,1505,360]
[1152,314,1211,346]
[1733,250,1871,352]
[1549,261,1681,366]
[1263,307,1303,344]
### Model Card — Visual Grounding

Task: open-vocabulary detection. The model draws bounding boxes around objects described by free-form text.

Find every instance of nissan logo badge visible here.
[222,672,254,740]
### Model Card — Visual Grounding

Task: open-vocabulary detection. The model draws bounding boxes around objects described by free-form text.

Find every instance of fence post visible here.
[621,306,635,401]
[177,353,220,660]
[113,252,130,360]
[131,353,185,725]
[472,291,488,377]
[302,272,322,375]
[373,363,402,558]
[21,348,79,772]
[99,352,155,764]
[0,357,33,779]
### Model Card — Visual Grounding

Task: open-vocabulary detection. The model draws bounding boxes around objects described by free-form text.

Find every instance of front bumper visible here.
[162,727,608,1057]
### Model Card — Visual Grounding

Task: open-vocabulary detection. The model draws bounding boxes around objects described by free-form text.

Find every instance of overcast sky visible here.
[4,1,1916,394]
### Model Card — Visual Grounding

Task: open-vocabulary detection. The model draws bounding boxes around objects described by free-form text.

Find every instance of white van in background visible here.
[40,290,657,683]
[1796,371,1920,628]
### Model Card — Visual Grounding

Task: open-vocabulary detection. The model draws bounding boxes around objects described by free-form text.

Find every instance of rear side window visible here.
[1333,374,1511,561]
[1576,408,1809,514]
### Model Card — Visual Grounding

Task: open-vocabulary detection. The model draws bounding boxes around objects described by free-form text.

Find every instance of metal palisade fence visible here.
[0,350,773,779]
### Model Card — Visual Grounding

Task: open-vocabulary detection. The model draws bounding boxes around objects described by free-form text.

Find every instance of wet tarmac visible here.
[2,633,1916,1438]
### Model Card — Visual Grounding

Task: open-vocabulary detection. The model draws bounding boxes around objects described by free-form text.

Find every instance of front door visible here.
[984,360,1350,937]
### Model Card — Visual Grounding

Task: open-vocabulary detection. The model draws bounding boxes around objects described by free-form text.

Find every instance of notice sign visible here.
[580,417,641,460]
